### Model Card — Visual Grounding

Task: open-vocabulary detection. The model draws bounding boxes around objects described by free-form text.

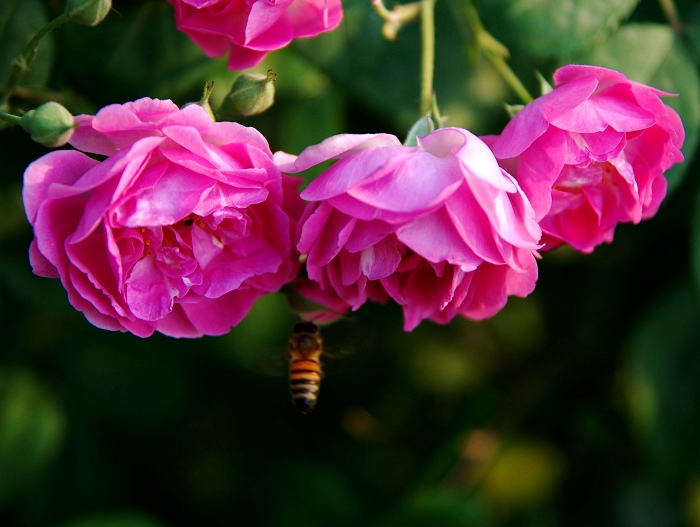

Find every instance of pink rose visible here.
[23,98,302,338]
[276,128,542,331]
[167,0,343,71]
[490,64,685,253]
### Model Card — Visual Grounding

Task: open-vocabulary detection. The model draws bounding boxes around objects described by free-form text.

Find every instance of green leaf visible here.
[0,0,53,90]
[479,0,639,59]
[0,369,65,506]
[567,23,700,194]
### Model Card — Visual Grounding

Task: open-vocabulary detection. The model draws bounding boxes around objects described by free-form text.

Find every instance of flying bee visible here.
[287,321,324,414]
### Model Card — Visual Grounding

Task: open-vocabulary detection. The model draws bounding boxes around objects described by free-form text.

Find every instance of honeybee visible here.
[287,321,324,413]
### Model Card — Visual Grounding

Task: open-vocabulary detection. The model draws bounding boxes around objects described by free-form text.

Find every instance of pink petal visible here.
[553,64,629,87]
[507,129,568,220]
[494,77,598,158]
[307,207,356,266]
[344,219,397,252]
[66,230,127,317]
[153,304,203,338]
[298,201,332,255]
[182,288,262,336]
[287,0,343,34]
[359,236,402,280]
[246,0,293,44]
[29,239,58,278]
[579,127,626,159]
[465,168,540,250]
[346,152,463,213]
[125,255,174,321]
[444,186,505,264]
[281,133,401,173]
[550,96,656,133]
[69,115,118,155]
[397,207,481,270]
[226,45,270,70]
[23,151,99,224]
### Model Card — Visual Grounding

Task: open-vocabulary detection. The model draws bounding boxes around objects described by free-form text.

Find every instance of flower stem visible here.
[420,0,436,116]
[658,0,684,34]
[487,52,533,105]
[457,0,533,105]
[0,111,23,126]
[0,12,71,111]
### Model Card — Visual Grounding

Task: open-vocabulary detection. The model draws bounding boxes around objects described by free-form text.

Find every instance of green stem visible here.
[658,0,684,34]
[1,12,71,110]
[459,0,533,105]
[487,53,533,105]
[0,111,23,126]
[420,0,436,116]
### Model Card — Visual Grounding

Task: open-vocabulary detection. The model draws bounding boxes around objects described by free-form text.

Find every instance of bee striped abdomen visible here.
[289,358,322,413]
[288,322,324,414]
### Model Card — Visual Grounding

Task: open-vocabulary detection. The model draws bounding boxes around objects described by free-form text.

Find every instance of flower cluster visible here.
[22,66,684,337]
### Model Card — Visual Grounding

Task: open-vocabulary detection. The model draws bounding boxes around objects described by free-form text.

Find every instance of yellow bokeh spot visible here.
[480,439,564,509]
[409,344,483,396]
[686,478,700,527]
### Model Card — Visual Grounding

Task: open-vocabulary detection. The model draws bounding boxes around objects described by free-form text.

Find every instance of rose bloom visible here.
[168,0,343,71]
[276,128,542,331]
[490,64,685,253]
[23,98,302,338]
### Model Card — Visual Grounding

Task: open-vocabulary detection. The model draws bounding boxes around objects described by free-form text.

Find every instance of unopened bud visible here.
[219,70,276,119]
[65,0,112,26]
[21,102,76,147]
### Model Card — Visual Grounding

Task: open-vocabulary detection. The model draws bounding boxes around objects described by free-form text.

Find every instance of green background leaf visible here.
[479,0,640,59]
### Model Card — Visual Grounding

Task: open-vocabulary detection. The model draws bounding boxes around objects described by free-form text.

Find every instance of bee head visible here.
[293,321,319,335]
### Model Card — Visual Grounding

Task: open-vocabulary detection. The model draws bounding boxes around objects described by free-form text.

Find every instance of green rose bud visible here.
[64,0,112,26]
[218,70,276,119]
[21,102,76,148]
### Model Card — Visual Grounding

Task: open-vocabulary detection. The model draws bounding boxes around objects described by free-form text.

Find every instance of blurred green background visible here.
[2,0,700,525]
